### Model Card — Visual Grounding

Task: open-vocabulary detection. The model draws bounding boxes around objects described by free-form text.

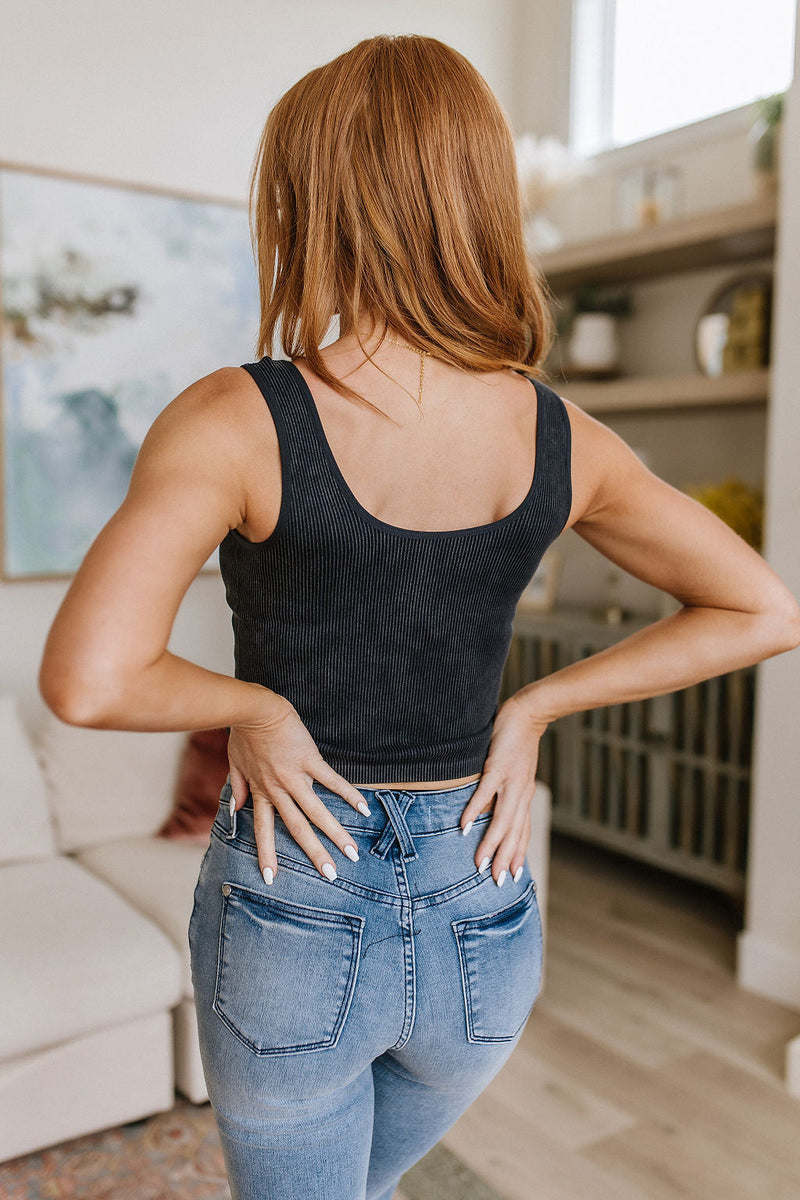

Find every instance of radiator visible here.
[499,608,755,899]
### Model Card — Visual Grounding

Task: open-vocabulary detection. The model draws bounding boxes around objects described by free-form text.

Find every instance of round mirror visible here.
[694,271,773,378]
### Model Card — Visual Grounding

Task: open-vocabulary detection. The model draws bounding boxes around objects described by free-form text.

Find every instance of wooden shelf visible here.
[537,195,777,292]
[513,606,651,634]
[548,367,770,414]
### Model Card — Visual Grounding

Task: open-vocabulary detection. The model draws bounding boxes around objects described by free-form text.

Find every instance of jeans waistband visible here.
[224,777,483,861]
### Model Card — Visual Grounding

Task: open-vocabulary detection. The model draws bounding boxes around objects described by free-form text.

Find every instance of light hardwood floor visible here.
[403,832,800,1200]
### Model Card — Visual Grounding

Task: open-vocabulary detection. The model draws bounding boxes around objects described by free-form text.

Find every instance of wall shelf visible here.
[546,367,770,414]
[522,195,777,885]
[537,195,777,292]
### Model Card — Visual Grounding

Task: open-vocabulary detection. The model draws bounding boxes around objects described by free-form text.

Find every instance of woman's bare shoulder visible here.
[557,394,648,532]
[152,366,274,445]
[125,365,279,528]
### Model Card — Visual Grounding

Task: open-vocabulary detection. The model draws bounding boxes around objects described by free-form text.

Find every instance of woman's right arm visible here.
[39,367,265,730]
[39,367,369,883]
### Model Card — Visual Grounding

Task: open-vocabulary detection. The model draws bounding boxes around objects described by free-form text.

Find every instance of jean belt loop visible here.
[370,790,419,861]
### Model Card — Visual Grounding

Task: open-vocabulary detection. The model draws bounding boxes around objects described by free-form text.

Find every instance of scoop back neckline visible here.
[286,358,545,540]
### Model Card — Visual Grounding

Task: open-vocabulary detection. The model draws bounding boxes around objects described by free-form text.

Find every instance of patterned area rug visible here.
[0,1096,505,1199]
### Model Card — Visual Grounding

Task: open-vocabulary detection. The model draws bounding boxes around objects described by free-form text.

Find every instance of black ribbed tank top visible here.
[218,355,572,784]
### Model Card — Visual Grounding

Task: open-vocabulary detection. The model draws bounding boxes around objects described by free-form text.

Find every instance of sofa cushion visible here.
[77,836,209,996]
[0,857,183,1060]
[0,695,56,865]
[157,727,230,844]
[35,712,186,852]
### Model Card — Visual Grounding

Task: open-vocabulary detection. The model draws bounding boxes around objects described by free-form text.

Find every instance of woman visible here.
[40,33,799,1200]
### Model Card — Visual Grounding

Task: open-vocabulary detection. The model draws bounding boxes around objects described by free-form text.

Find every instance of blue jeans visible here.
[188,777,544,1200]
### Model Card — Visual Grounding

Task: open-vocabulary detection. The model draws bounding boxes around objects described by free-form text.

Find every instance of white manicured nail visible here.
[513,866,523,883]
[357,801,371,816]
[462,821,473,836]
[496,869,507,888]
[229,795,236,819]
[322,863,337,881]
[478,855,491,872]
[262,867,274,886]
[343,844,359,862]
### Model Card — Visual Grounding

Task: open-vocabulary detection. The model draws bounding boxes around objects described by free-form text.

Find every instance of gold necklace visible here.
[384,333,429,409]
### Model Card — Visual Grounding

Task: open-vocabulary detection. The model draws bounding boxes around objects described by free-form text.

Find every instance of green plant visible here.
[573,285,635,317]
[754,92,784,127]
[750,92,785,174]
[549,295,572,338]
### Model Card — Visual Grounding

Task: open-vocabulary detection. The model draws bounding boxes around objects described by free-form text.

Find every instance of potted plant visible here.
[749,92,784,195]
[566,285,635,377]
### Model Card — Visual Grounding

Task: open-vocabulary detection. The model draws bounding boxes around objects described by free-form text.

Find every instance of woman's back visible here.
[233,338,570,544]
[218,344,572,788]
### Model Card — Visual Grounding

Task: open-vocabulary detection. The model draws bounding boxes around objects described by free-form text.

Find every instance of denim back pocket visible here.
[213,881,364,1055]
[451,880,543,1043]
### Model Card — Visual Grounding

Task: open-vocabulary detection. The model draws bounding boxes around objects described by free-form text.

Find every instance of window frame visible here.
[569,0,794,161]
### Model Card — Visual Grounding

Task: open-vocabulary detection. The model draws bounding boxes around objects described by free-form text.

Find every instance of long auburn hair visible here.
[248,33,556,415]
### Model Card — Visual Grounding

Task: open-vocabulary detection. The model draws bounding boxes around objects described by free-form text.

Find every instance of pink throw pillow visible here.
[157,727,230,844]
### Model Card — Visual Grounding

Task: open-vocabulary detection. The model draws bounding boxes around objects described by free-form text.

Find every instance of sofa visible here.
[0,692,552,1164]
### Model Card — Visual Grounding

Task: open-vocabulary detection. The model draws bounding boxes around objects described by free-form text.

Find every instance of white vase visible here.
[567,312,619,372]
[696,312,730,378]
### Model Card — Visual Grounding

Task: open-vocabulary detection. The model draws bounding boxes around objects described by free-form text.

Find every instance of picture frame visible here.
[0,160,260,581]
[517,547,563,612]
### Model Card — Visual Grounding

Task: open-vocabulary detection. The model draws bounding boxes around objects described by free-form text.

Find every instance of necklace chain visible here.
[384,333,428,409]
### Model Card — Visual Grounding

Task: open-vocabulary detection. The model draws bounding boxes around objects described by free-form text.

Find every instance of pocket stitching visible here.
[212,881,364,1056]
[451,880,540,1044]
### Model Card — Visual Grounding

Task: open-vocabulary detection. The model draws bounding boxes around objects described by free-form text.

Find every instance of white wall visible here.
[737,9,800,1074]
[510,0,573,144]
[0,0,516,733]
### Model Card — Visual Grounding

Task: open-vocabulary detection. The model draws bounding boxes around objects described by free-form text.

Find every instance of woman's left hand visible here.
[458,694,548,886]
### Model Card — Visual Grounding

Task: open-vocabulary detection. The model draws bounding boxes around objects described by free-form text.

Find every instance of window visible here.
[570,0,796,156]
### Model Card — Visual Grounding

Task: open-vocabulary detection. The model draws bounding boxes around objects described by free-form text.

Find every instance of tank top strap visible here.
[240,356,328,468]
[526,376,573,526]
[240,356,572,540]
[240,355,347,527]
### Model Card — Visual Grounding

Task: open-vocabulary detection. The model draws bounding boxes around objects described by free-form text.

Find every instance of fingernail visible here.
[513,866,523,883]
[322,862,337,881]
[343,844,359,862]
[462,821,473,836]
[478,855,491,872]
[262,866,274,886]
[229,795,235,819]
[496,869,507,888]
[357,801,371,816]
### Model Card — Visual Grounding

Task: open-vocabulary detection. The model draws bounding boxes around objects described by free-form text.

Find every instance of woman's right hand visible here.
[227,695,371,886]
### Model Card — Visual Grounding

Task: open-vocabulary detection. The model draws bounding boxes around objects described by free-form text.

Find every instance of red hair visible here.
[248,33,556,413]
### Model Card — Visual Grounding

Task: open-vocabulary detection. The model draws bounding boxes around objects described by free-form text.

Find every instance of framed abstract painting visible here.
[0,162,260,580]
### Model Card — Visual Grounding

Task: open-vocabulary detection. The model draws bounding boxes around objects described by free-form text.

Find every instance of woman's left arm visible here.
[462,397,800,883]
[516,398,800,719]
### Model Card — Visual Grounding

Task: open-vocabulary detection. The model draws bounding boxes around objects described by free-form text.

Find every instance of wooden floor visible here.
[402,832,800,1200]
